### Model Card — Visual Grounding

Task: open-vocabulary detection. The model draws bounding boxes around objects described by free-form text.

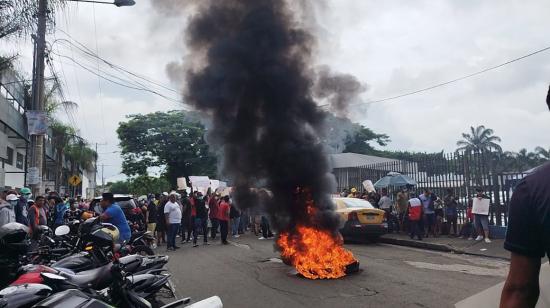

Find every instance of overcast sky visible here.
[2,0,549,182]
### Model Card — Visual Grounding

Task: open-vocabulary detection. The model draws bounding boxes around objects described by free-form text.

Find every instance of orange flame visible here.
[277,225,357,279]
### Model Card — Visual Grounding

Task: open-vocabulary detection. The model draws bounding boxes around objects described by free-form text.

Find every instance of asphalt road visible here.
[162,233,509,308]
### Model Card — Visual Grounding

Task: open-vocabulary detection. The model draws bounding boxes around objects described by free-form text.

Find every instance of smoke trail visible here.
[314,66,367,117]
[182,0,340,233]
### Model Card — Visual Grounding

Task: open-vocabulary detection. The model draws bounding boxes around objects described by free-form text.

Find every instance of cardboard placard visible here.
[189,176,210,189]
[177,177,187,190]
[472,198,490,215]
[210,180,220,191]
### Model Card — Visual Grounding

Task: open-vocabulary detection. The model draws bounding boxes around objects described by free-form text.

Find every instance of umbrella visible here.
[373,172,417,189]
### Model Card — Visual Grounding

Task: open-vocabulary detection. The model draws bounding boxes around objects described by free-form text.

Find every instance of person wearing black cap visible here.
[99,192,131,242]
[500,85,550,307]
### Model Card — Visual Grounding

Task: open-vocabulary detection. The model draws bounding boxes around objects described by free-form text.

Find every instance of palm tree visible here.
[1,0,63,40]
[515,149,538,171]
[51,121,76,192]
[66,140,97,196]
[456,125,503,153]
[535,146,550,161]
[504,149,539,172]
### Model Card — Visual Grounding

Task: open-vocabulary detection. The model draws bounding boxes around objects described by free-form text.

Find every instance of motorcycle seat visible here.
[58,263,112,288]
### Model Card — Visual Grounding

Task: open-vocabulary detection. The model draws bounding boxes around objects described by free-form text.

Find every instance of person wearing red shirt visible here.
[407,193,423,241]
[218,196,231,245]
[208,194,220,239]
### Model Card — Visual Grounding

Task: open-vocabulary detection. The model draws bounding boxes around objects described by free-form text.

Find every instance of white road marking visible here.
[231,242,251,249]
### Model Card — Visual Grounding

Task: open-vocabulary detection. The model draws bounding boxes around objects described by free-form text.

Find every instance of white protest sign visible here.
[177,177,187,190]
[210,180,220,191]
[472,198,490,215]
[362,180,375,193]
[189,176,211,189]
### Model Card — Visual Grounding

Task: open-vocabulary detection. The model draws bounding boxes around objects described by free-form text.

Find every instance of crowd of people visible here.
[0,187,276,251]
[341,186,492,243]
[0,187,96,238]
[138,190,275,251]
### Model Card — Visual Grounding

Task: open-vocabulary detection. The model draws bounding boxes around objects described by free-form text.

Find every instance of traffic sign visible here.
[68,175,82,186]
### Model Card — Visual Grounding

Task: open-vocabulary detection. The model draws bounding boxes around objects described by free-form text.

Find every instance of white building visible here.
[1,68,96,195]
[0,69,28,190]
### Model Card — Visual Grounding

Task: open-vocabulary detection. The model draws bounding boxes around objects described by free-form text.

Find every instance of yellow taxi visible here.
[333,197,388,240]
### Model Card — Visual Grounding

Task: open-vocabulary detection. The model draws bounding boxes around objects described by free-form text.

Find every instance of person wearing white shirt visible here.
[164,194,182,251]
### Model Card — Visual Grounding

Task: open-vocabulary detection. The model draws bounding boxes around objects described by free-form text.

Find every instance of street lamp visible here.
[64,0,135,7]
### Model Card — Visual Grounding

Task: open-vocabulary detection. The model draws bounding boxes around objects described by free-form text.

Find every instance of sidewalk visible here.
[379,232,510,260]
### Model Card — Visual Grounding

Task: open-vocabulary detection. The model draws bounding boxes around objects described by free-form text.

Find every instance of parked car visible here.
[332,197,388,240]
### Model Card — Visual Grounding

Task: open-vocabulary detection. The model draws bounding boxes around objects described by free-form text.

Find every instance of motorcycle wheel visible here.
[132,245,155,256]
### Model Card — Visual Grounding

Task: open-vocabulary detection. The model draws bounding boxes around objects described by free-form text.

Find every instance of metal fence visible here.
[333,151,529,226]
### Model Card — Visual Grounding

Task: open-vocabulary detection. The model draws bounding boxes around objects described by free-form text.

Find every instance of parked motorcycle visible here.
[0,225,171,308]
[0,223,31,288]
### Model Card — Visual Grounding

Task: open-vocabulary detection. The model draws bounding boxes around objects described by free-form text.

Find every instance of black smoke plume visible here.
[183,0,340,233]
[314,66,367,117]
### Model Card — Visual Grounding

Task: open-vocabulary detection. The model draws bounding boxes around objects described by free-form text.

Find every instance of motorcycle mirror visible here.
[41,272,67,281]
[184,296,223,308]
[55,225,70,236]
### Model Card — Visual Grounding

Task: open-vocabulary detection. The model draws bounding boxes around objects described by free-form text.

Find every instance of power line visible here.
[53,31,180,94]
[50,51,186,106]
[50,38,190,108]
[92,4,107,143]
[323,44,550,108]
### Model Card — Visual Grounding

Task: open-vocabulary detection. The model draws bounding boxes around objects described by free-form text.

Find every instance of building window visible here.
[16,152,24,169]
[5,147,13,166]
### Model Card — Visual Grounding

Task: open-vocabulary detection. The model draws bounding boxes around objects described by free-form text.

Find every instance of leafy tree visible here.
[117,111,217,185]
[66,140,97,172]
[109,180,130,194]
[50,121,75,192]
[514,148,538,171]
[535,146,550,161]
[0,0,63,40]
[129,176,171,196]
[456,125,502,153]
[343,126,390,154]
[108,176,171,196]
[502,148,543,172]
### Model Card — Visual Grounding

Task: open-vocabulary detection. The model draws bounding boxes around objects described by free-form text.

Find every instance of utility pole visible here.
[93,142,107,196]
[29,0,48,197]
[101,163,105,193]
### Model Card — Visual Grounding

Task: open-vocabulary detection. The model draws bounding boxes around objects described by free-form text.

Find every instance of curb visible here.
[379,236,511,261]
[378,236,459,253]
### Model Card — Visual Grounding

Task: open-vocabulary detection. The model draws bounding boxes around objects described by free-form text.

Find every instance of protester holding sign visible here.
[471,188,491,243]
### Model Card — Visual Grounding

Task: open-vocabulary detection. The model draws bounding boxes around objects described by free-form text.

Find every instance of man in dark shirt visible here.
[501,162,550,307]
[501,86,550,307]
[192,193,209,247]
